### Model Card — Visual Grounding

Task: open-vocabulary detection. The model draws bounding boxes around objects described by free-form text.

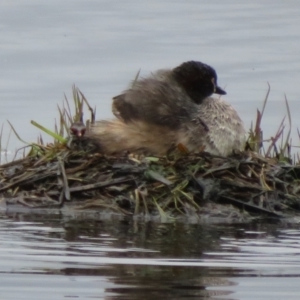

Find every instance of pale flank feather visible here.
[90,119,177,155]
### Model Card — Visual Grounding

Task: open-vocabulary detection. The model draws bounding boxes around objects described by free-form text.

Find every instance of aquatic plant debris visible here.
[0,86,299,221]
[1,142,300,220]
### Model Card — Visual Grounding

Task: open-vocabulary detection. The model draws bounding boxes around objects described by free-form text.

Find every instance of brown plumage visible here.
[111,61,226,128]
[89,119,178,155]
[88,61,246,156]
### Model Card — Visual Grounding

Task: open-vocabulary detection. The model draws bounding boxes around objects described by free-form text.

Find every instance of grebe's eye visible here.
[81,128,86,136]
[70,128,77,135]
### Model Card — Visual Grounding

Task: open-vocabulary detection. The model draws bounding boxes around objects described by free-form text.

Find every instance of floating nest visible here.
[1,86,299,222]
[1,142,300,221]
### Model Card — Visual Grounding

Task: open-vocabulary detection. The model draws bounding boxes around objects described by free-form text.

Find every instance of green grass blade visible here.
[31,120,66,144]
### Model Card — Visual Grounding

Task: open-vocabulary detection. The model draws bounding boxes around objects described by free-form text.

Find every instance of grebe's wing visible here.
[112,78,194,129]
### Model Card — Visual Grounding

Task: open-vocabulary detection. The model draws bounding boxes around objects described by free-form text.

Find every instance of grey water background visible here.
[1,0,300,155]
[1,0,300,299]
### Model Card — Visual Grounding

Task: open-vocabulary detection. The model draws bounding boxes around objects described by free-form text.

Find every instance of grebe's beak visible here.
[212,78,226,95]
[215,86,226,95]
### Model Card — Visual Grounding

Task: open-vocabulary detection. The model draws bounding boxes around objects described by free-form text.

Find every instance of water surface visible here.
[1,212,300,299]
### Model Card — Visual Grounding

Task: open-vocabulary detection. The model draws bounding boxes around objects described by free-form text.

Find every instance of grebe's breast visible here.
[178,97,246,156]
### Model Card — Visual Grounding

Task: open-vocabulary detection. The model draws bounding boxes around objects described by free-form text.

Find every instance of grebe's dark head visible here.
[172,60,226,104]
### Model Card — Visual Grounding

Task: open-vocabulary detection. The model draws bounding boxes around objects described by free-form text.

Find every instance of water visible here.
[1,212,300,299]
[1,1,300,298]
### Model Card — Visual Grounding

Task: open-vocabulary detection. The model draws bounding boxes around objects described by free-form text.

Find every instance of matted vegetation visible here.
[0,86,299,221]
